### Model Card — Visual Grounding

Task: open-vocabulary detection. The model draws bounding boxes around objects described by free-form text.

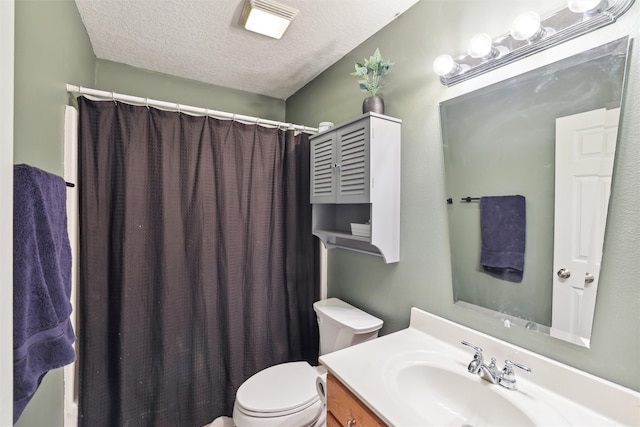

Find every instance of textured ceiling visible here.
[75,0,421,99]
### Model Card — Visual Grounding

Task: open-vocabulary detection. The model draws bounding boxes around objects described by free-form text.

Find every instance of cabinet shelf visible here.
[313,229,371,242]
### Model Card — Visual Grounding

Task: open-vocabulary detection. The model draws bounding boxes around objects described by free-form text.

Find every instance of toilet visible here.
[232,298,383,427]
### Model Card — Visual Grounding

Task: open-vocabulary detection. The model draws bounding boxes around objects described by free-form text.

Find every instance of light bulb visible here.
[467,33,496,59]
[511,11,545,41]
[433,54,458,77]
[567,0,609,14]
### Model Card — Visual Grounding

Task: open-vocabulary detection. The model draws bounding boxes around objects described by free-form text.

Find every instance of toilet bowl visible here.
[232,298,383,427]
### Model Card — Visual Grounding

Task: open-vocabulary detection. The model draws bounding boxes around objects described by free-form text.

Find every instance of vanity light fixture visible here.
[467,33,506,60]
[510,11,549,42]
[567,0,610,15]
[239,0,298,40]
[432,54,467,77]
[433,0,635,86]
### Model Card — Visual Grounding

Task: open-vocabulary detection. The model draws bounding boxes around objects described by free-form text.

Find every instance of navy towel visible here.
[479,195,526,282]
[13,164,76,423]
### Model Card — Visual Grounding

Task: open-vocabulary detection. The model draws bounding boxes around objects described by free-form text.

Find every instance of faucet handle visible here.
[504,360,531,373]
[460,340,483,354]
[461,341,484,375]
[498,360,531,390]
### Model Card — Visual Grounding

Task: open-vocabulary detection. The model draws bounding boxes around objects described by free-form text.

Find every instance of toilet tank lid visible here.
[313,298,383,333]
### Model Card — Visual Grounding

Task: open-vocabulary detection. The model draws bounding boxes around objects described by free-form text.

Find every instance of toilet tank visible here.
[313,298,383,356]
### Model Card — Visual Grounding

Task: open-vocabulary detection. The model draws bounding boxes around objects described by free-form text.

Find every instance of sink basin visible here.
[392,362,535,426]
[320,309,637,426]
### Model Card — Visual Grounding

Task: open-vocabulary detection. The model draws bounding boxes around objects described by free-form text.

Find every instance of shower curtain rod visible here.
[66,84,318,134]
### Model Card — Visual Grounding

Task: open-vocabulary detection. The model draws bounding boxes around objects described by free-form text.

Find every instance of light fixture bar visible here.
[435,0,635,86]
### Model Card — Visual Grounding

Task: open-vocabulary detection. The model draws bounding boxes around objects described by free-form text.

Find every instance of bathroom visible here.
[1,0,638,425]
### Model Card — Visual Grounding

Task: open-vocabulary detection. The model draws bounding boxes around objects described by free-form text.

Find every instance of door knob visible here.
[557,268,571,279]
[585,272,595,284]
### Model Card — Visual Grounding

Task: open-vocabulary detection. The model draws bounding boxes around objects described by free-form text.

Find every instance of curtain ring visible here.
[232,114,237,122]
[111,91,117,105]
[145,98,150,110]
[255,118,260,126]
[177,103,181,114]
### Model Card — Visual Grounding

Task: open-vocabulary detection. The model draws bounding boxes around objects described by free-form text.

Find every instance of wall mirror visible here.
[441,36,630,348]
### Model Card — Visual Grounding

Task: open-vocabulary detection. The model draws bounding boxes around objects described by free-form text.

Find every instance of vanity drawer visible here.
[326,372,387,427]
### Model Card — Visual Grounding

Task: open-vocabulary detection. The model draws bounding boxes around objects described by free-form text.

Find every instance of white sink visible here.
[319,308,640,426]
[388,360,536,426]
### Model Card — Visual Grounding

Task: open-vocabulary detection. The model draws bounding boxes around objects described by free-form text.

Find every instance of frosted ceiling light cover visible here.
[240,0,298,39]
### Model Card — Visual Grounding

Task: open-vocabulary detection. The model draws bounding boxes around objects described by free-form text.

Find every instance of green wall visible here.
[287,0,639,392]
[94,59,286,121]
[14,0,95,175]
[14,1,94,425]
[12,1,286,426]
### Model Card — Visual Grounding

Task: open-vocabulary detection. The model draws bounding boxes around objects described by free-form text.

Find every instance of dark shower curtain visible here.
[77,97,319,427]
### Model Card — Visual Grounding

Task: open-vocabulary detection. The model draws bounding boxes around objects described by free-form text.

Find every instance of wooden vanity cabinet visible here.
[326,372,387,427]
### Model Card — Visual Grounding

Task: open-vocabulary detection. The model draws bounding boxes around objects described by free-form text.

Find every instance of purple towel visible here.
[13,164,76,423]
[480,195,526,282]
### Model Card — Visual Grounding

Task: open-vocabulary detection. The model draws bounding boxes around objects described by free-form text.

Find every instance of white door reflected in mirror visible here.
[551,107,620,347]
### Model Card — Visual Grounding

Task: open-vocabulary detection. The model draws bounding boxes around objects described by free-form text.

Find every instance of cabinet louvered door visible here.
[336,121,370,203]
[311,132,337,203]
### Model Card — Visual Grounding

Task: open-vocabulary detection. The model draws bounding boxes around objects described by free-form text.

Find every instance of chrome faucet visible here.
[498,360,532,390]
[461,341,531,390]
[461,341,500,383]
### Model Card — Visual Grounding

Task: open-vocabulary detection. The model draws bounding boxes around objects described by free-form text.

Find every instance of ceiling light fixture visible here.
[239,0,298,40]
[432,0,634,86]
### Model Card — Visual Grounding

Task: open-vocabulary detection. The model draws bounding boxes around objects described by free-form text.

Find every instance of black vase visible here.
[362,96,384,114]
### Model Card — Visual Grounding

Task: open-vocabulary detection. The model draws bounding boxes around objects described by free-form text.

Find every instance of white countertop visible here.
[319,307,640,426]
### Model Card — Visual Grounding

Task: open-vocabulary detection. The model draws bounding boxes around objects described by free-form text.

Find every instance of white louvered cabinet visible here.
[310,112,401,263]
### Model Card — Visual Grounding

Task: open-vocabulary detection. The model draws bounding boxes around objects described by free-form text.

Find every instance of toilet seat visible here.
[235,361,321,417]
[233,399,325,427]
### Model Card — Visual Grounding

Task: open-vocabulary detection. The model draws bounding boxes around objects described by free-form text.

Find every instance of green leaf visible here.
[351,48,392,94]
[372,48,381,63]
